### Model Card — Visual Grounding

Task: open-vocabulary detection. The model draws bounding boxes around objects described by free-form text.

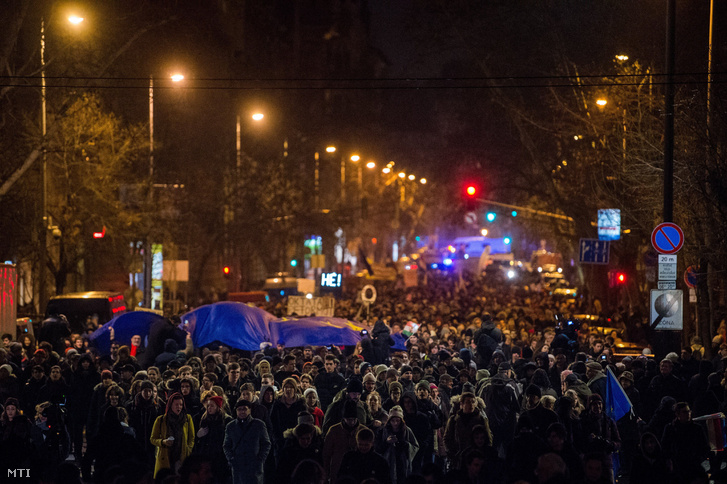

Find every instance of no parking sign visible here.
[651,222,684,255]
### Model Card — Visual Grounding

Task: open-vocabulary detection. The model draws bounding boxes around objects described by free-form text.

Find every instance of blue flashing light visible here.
[511,211,518,217]
[280,290,285,296]
[431,263,439,269]
[443,258,453,266]
[486,212,496,222]
[503,237,512,245]
[290,259,298,267]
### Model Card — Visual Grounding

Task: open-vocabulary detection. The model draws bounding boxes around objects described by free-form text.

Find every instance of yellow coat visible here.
[150,413,195,477]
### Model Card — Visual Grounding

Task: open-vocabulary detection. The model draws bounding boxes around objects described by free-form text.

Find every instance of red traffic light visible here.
[466,185,477,197]
[223,266,231,276]
[616,272,626,284]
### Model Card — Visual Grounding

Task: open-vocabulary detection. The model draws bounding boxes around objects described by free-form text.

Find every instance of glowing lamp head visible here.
[466,185,476,197]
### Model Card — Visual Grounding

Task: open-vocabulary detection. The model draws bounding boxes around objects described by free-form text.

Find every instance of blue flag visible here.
[605,366,632,421]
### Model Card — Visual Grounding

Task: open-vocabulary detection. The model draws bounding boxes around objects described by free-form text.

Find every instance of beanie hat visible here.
[0,364,12,375]
[235,399,252,409]
[587,393,603,405]
[665,352,679,364]
[343,400,358,419]
[389,381,403,394]
[297,411,315,425]
[4,397,20,408]
[564,373,580,385]
[498,362,512,371]
[375,365,389,377]
[347,379,363,394]
[303,388,318,399]
[362,373,377,384]
[360,362,372,372]
[476,369,490,382]
[416,380,431,392]
[209,395,224,409]
[400,365,413,374]
[525,384,542,398]
[388,405,404,420]
[140,380,155,391]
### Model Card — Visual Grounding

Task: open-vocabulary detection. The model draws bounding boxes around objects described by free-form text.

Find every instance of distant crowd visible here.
[0,271,724,484]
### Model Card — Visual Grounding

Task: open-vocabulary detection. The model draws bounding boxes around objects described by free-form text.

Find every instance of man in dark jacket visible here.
[661,402,710,482]
[140,316,187,368]
[401,391,433,472]
[337,427,391,484]
[472,314,502,369]
[314,354,346,412]
[321,379,371,435]
[481,368,521,458]
[126,380,164,467]
[585,361,607,401]
[224,399,271,484]
[371,320,394,365]
[67,354,100,461]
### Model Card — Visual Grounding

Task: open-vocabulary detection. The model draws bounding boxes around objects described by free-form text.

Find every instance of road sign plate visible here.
[650,289,683,330]
[651,222,684,254]
[579,239,610,264]
[658,281,677,290]
[658,262,677,280]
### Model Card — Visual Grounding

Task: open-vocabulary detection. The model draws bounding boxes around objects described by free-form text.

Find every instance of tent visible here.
[182,301,276,351]
[89,311,165,355]
[271,316,370,347]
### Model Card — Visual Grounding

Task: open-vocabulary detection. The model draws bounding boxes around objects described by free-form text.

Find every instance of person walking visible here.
[150,392,195,477]
[224,399,271,484]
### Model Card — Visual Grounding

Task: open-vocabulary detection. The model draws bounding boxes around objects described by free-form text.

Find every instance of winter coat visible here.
[270,396,307,452]
[375,422,419,484]
[314,371,347,411]
[224,416,271,484]
[577,410,621,460]
[400,392,433,466]
[661,419,710,479]
[481,375,520,454]
[372,320,395,364]
[630,433,672,484]
[67,363,101,419]
[193,412,233,481]
[150,412,195,477]
[338,449,392,484]
[275,428,324,481]
[322,391,372,435]
[444,409,492,459]
[323,421,366,480]
[126,394,164,458]
[586,372,607,400]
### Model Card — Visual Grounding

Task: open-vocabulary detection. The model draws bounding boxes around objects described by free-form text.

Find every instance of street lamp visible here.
[39,13,84,313]
[144,72,184,308]
[596,98,607,107]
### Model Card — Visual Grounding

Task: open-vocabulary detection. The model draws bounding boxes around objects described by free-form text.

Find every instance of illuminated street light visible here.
[326,146,336,153]
[252,113,264,121]
[596,98,607,107]
[170,73,184,82]
[366,161,376,169]
[480,228,488,236]
[351,155,360,162]
[382,167,391,174]
[68,15,84,25]
[420,178,426,185]
[398,172,406,179]
[615,54,629,62]
[408,174,415,181]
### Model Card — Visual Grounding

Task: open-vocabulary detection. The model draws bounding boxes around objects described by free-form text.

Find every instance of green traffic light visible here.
[486,212,496,222]
[511,211,518,217]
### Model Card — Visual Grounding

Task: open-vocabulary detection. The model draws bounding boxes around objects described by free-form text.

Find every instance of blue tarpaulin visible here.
[271,316,370,347]
[89,311,165,354]
[182,301,276,351]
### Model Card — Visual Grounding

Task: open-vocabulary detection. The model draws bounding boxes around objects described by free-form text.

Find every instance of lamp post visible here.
[38,14,84,314]
[143,73,184,308]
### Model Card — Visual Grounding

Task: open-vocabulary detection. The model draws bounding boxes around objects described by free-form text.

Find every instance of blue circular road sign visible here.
[651,222,684,255]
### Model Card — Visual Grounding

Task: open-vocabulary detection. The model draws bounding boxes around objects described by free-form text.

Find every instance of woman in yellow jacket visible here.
[150,392,195,477]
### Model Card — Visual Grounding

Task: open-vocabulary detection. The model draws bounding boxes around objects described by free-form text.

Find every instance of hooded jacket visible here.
[400,392,432,457]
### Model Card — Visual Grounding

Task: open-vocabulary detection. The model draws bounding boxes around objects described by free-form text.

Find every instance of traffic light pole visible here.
[474,198,574,223]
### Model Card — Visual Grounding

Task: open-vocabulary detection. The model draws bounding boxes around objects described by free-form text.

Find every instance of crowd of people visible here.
[0,271,723,484]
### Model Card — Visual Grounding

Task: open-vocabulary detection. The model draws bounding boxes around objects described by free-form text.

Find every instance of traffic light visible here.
[223,266,231,279]
[609,270,627,287]
[486,212,496,222]
[616,272,626,284]
[466,185,477,197]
